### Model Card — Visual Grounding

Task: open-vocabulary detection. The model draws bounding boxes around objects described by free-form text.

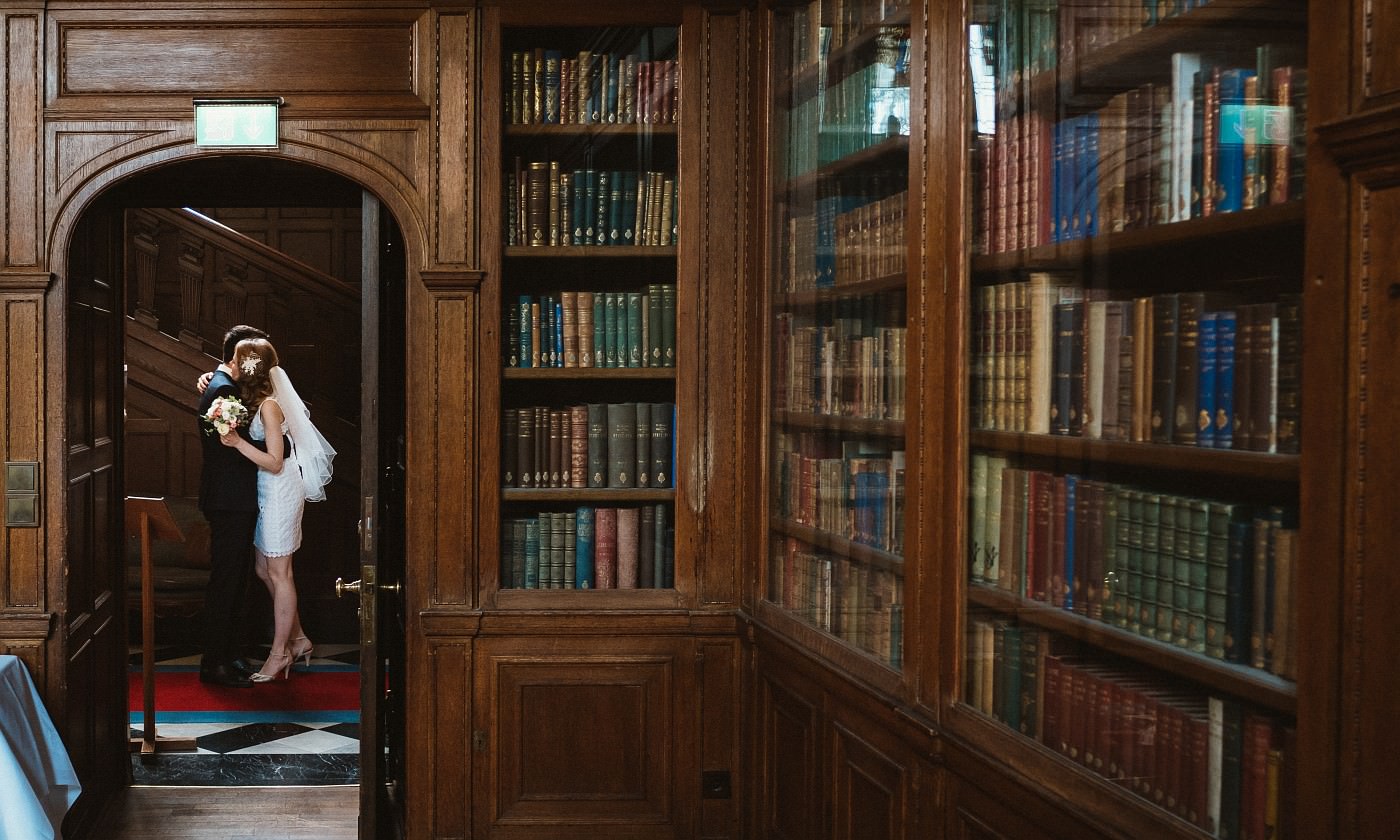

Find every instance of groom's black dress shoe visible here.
[199,663,253,688]
[229,657,257,676]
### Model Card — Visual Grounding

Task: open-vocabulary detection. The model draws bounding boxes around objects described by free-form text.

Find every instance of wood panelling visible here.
[2,293,45,611]
[433,11,477,267]
[758,669,821,840]
[203,207,364,282]
[423,639,472,840]
[1338,176,1400,840]
[47,8,428,115]
[4,13,41,268]
[1364,0,1400,102]
[830,722,907,840]
[426,287,479,607]
[698,639,741,840]
[943,747,1115,840]
[680,5,751,608]
[475,635,696,839]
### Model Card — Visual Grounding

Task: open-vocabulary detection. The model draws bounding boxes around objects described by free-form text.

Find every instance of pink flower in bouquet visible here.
[204,396,249,436]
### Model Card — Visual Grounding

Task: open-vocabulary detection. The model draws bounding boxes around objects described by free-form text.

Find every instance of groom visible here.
[196,324,269,687]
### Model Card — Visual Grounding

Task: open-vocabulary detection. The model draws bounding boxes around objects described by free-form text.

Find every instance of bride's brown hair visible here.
[232,338,280,409]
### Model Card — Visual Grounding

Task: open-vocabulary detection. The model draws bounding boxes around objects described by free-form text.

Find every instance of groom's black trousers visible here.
[202,510,258,667]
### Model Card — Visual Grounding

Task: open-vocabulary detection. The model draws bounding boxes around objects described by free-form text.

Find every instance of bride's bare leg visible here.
[256,548,297,679]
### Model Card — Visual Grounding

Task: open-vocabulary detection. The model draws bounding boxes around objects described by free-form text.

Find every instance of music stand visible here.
[125,496,197,755]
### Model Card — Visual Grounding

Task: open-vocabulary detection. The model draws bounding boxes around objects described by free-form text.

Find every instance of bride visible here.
[219,337,335,682]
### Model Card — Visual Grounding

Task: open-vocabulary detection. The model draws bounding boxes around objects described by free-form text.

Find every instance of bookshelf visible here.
[959,1,1307,836]
[762,0,912,673]
[497,23,681,594]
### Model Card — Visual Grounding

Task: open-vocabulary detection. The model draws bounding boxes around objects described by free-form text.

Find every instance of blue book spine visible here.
[1063,116,1080,240]
[1081,112,1100,237]
[606,55,620,123]
[1196,312,1219,447]
[1063,475,1077,612]
[1214,311,1236,448]
[1215,68,1254,214]
[518,296,533,368]
[555,301,564,367]
[524,518,541,589]
[575,506,595,589]
[595,169,610,246]
[593,292,607,369]
[543,50,562,124]
[1051,120,1063,242]
[570,169,585,245]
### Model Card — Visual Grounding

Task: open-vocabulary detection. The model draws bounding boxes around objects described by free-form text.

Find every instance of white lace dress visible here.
[250,400,305,558]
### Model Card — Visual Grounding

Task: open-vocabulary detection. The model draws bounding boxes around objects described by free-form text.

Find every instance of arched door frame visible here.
[41,126,430,806]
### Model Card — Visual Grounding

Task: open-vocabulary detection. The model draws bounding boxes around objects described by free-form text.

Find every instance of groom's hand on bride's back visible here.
[196,371,214,394]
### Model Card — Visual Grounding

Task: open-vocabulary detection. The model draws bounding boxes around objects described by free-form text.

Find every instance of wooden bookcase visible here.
[758,0,914,677]
[947,1,1308,837]
[493,22,683,599]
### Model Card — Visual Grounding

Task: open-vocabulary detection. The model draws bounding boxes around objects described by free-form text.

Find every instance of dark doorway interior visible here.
[112,156,391,648]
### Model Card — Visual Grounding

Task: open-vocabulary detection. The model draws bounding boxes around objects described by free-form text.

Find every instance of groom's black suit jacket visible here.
[197,370,261,514]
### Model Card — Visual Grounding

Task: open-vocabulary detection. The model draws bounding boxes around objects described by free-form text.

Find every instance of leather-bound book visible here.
[502,408,517,487]
[594,507,617,589]
[633,401,651,488]
[516,407,534,489]
[638,505,655,588]
[586,404,607,488]
[651,402,672,488]
[569,405,588,488]
[607,402,636,488]
[574,506,595,589]
[616,507,639,588]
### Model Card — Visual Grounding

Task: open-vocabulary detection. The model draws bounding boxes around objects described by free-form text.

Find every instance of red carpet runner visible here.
[129,670,359,713]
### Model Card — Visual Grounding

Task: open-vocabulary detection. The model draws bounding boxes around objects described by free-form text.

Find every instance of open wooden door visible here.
[350,191,409,840]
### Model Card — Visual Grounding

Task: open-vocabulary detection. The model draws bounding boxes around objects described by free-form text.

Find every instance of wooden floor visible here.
[94,785,359,839]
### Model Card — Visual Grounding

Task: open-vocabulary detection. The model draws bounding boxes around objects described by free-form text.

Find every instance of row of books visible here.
[986,1,1223,106]
[969,453,1299,678]
[783,57,910,180]
[506,163,679,248]
[782,189,908,292]
[501,505,674,590]
[973,275,1301,454]
[774,431,906,555]
[508,49,679,126]
[788,0,912,72]
[965,627,1293,839]
[505,285,677,369]
[775,302,908,422]
[504,403,675,491]
[770,536,904,668]
[975,52,1307,253]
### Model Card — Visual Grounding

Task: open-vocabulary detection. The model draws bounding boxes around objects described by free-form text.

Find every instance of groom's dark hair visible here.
[222,325,269,363]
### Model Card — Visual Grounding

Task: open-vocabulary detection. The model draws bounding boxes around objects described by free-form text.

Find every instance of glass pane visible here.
[963,1,1306,833]
[499,25,680,592]
[766,0,913,671]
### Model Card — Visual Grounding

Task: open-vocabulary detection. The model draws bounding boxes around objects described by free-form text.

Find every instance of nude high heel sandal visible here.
[291,636,315,668]
[250,650,292,683]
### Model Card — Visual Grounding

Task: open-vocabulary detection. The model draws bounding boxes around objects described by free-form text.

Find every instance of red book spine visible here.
[595,507,618,589]
[1068,665,1088,765]
[1188,711,1210,829]
[1028,470,1051,601]
[1242,714,1274,840]
[1042,656,1062,751]
[616,506,639,588]
[1094,676,1114,778]
[569,405,588,488]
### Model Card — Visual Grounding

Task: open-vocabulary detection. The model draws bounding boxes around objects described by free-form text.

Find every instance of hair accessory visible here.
[241,353,262,376]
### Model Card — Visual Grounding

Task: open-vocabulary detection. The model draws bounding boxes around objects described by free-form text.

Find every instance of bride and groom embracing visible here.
[195,325,336,688]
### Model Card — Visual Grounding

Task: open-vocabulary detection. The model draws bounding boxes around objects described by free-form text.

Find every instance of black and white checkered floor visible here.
[129,643,362,786]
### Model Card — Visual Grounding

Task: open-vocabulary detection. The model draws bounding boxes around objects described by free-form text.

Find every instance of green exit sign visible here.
[194,100,280,148]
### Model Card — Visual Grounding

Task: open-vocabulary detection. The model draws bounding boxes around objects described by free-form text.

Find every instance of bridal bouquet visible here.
[204,396,249,436]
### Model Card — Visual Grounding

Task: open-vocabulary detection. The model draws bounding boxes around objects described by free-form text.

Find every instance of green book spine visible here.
[1186,499,1210,654]
[609,292,626,368]
[594,169,610,246]
[574,169,590,244]
[608,169,624,245]
[510,519,527,588]
[626,292,643,367]
[575,506,595,589]
[638,505,655,588]
[601,292,616,367]
[654,503,667,588]
[1102,485,1121,627]
[1154,495,1177,643]
[1018,627,1040,738]
[992,622,1008,724]
[563,512,577,589]
[1205,502,1235,660]
[651,402,672,489]
[1003,624,1023,732]
[523,517,540,588]
[593,292,607,369]
[661,283,677,367]
[1125,489,1145,634]
[586,403,607,488]
[550,511,566,588]
[634,401,651,489]
[607,402,636,488]
[1220,699,1244,840]
[648,284,664,367]
[1136,492,1159,635]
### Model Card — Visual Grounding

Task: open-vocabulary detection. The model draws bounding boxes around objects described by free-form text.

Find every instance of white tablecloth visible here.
[0,655,81,840]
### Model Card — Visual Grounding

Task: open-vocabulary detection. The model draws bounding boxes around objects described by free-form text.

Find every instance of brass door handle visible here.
[336,577,361,598]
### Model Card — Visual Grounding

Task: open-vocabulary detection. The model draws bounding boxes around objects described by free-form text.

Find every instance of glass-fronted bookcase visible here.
[762,0,913,672]
[959,1,1305,835]
[493,20,684,603]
